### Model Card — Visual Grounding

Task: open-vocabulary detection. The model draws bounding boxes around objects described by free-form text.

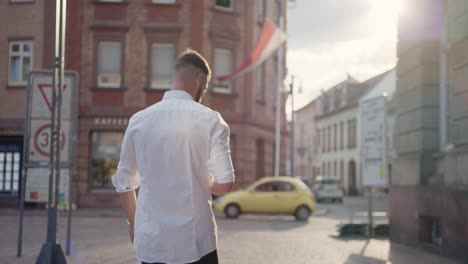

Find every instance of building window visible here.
[213,48,233,93]
[0,152,21,193]
[340,122,344,150]
[97,41,122,88]
[256,138,265,179]
[327,126,331,152]
[152,0,176,3]
[335,89,342,109]
[151,43,175,89]
[215,0,234,11]
[334,161,337,176]
[256,63,265,101]
[321,128,325,153]
[274,0,281,25]
[340,160,344,182]
[334,124,337,152]
[257,0,265,21]
[90,131,124,190]
[9,41,33,86]
[323,94,330,114]
[348,119,357,149]
[9,0,34,3]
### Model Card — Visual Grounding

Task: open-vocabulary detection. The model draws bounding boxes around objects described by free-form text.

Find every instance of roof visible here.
[294,98,316,113]
[360,68,396,102]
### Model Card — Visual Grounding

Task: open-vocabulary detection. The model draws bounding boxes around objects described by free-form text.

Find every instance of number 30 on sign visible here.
[28,119,70,163]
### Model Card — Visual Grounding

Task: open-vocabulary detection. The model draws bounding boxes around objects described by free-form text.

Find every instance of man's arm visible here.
[119,190,137,225]
[112,117,140,242]
[119,190,137,242]
[208,113,235,195]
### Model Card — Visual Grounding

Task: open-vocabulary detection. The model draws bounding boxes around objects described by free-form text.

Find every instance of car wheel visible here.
[295,205,311,221]
[224,204,240,219]
[338,198,343,203]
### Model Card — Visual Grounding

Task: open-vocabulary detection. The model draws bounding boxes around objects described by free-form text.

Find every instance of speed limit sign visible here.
[28,119,70,163]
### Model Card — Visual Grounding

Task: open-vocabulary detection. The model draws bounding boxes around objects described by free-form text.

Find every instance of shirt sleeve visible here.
[207,112,235,184]
[112,116,141,193]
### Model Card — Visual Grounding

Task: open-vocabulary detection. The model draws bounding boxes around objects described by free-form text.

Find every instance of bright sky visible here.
[287,0,404,110]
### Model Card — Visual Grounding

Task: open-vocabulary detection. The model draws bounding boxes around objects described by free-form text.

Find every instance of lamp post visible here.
[288,76,302,177]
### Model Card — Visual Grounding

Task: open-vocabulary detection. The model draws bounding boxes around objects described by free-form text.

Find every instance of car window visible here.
[321,179,340,185]
[273,182,295,192]
[255,181,295,192]
[255,182,274,192]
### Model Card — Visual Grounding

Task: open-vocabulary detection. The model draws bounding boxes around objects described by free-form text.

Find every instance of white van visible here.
[312,176,344,203]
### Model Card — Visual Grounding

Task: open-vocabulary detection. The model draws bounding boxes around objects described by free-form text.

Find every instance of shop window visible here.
[90,131,124,189]
[419,215,443,246]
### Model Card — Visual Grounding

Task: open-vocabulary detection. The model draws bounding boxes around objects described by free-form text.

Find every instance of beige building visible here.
[293,99,319,178]
[390,0,468,262]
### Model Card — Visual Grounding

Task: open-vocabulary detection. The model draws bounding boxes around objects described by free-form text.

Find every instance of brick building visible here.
[391,0,468,262]
[0,0,73,206]
[0,0,290,208]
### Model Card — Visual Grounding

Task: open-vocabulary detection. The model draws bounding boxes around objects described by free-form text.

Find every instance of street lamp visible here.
[288,75,302,177]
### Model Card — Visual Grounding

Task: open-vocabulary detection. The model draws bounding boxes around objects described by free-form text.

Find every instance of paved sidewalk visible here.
[0,208,460,264]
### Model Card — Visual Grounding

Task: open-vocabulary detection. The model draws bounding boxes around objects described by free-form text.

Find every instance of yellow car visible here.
[213,176,316,221]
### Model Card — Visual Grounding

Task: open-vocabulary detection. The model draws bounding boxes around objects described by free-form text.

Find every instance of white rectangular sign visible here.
[361,96,387,187]
[28,119,70,163]
[25,168,70,203]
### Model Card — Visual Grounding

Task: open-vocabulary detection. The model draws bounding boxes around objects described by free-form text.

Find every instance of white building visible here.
[315,72,391,195]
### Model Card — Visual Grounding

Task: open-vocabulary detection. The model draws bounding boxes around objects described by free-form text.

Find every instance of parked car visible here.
[294,176,314,189]
[213,176,316,221]
[312,176,344,203]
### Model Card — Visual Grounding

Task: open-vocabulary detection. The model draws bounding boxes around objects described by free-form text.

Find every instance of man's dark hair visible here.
[174,49,212,81]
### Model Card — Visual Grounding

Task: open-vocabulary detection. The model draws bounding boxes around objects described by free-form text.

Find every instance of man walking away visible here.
[112,49,235,264]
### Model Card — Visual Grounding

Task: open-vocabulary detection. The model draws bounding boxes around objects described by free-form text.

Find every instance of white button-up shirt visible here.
[112,90,235,263]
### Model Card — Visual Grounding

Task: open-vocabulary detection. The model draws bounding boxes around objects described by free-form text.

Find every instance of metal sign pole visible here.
[36,0,67,262]
[368,187,373,238]
[66,72,78,255]
[17,71,35,257]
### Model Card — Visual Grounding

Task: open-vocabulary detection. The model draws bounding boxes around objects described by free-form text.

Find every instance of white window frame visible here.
[151,43,175,90]
[215,0,234,12]
[8,41,33,86]
[213,48,233,94]
[97,41,122,89]
[152,0,176,3]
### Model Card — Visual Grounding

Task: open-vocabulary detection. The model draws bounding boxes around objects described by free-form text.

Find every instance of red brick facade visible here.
[73,0,290,208]
[0,0,289,208]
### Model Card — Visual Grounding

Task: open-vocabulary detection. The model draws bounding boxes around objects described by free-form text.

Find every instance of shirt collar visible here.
[163,90,194,101]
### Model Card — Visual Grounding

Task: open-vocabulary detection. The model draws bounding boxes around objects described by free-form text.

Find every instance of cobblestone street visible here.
[0,197,459,264]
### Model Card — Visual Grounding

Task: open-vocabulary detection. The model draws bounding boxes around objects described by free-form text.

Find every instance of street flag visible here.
[216,19,287,83]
